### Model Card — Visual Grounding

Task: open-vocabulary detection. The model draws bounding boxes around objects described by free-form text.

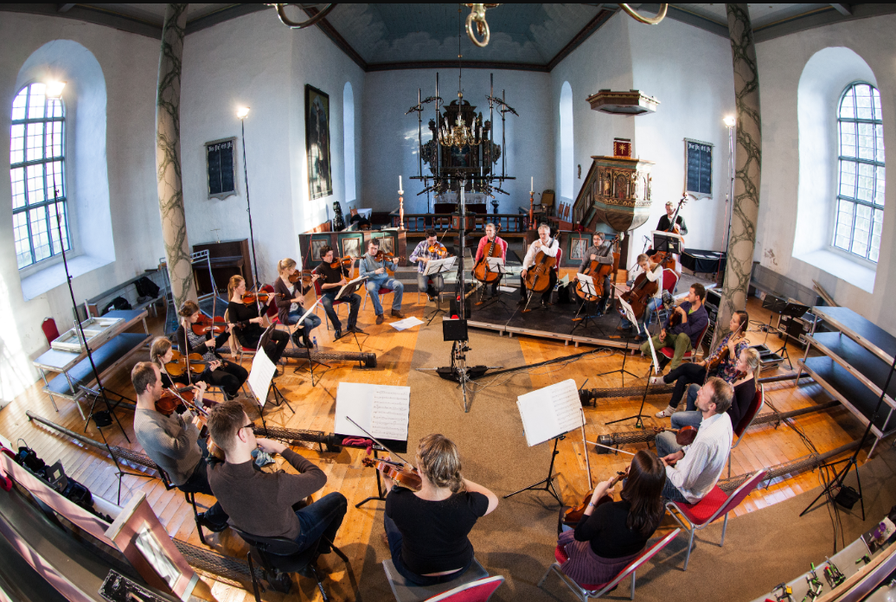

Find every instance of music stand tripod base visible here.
[503,435,563,505]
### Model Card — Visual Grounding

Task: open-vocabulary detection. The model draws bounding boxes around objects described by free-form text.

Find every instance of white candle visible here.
[399,175,403,190]
[530,177,534,192]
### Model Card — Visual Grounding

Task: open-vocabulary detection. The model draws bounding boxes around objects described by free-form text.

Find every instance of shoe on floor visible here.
[634,335,646,343]
[333,329,345,340]
[196,512,228,533]
[391,310,405,318]
[655,405,678,418]
[375,314,384,325]
[617,325,632,332]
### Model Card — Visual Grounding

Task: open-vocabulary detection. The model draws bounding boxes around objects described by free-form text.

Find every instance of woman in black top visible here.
[176,300,248,399]
[149,336,208,407]
[226,275,289,366]
[272,258,322,348]
[384,434,499,586]
[557,450,665,585]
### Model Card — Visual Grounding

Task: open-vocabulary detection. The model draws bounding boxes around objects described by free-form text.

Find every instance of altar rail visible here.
[391,213,530,234]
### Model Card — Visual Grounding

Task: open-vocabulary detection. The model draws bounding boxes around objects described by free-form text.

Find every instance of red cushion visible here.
[675,486,728,524]
[660,347,695,360]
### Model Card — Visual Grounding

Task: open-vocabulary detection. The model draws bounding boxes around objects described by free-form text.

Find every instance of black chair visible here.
[157,467,210,545]
[231,527,348,601]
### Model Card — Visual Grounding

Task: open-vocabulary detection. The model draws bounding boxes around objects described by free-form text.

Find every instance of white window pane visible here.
[873,89,882,120]
[25,123,45,162]
[10,124,25,165]
[840,91,855,119]
[856,85,873,120]
[28,85,46,120]
[12,89,28,121]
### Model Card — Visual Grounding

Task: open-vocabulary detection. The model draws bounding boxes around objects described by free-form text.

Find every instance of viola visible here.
[427,243,449,258]
[374,250,395,262]
[705,327,746,373]
[154,388,194,416]
[653,425,698,447]
[362,457,422,491]
[563,471,626,526]
[165,349,205,377]
[190,313,227,337]
[288,270,317,285]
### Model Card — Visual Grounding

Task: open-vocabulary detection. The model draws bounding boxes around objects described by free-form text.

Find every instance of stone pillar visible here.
[718,4,761,338]
[156,4,195,311]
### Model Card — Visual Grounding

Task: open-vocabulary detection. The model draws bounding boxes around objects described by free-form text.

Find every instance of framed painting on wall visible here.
[371,233,396,256]
[339,232,364,259]
[567,233,590,265]
[305,85,333,200]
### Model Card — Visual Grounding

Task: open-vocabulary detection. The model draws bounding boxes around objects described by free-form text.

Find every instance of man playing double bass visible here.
[577,232,614,314]
[519,223,559,307]
[657,200,688,237]
[474,223,507,298]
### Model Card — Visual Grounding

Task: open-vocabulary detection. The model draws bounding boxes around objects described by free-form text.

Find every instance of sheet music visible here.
[334,382,410,441]
[295,299,321,326]
[424,256,457,276]
[391,316,424,331]
[486,257,505,273]
[617,296,638,325]
[576,273,596,296]
[647,336,660,375]
[336,275,367,300]
[515,379,584,447]
[247,350,277,406]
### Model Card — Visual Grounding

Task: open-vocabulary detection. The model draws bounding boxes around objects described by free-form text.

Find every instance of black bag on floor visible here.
[134,276,160,298]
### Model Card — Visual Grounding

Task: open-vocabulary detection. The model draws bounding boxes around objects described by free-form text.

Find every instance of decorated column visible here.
[718,4,762,335]
[156,4,195,310]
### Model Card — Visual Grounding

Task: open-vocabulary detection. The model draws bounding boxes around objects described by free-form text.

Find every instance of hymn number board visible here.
[205,137,237,200]
[685,139,713,198]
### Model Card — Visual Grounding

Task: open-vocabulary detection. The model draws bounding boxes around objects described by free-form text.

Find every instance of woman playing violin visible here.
[652,310,750,419]
[384,434,498,586]
[409,229,448,302]
[273,258,322,349]
[176,301,248,400]
[149,337,208,407]
[557,450,665,586]
[226,275,289,367]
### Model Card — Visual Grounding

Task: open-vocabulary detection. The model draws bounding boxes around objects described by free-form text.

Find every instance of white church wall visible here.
[182,11,364,280]
[0,14,161,397]
[756,15,896,332]
[359,68,552,215]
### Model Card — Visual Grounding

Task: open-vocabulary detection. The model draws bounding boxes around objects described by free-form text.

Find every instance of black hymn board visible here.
[206,137,237,200]
[685,139,713,196]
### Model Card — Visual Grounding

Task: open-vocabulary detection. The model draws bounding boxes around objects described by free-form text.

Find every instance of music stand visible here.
[598,296,640,386]
[652,230,683,255]
[570,273,606,337]
[606,336,659,428]
[475,257,506,306]
[760,294,787,344]
[423,256,457,324]
[292,300,329,387]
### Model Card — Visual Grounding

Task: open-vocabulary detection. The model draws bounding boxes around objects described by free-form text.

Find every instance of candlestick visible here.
[399,175,402,190]
[529,190,534,228]
[530,176,534,192]
[399,187,405,230]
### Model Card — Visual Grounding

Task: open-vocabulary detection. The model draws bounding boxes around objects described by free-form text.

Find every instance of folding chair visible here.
[366,284,395,310]
[659,321,710,364]
[665,469,768,569]
[313,278,346,332]
[224,308,256,364]
[729,384,764,476]
[382,557,490,602]
[426,576,504,601]
[661,269,679,295]
[538,528,681,600]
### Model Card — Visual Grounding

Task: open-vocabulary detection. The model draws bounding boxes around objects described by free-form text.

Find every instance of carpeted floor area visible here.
[351,320,896,601]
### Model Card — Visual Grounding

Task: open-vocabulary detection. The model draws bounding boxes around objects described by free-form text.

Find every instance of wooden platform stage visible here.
[1,289,880,601]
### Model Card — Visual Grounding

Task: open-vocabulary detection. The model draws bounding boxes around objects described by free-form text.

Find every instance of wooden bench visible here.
[84,269,167,318]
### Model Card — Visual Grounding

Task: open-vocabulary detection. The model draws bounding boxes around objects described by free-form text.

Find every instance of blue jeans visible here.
[366,277,404,315]
[286,308,322,335]
[655,432,690,504]
[293,492,347,555]
[384,514,472,586]
[417,273,444,297]
[321,292,360,332]
[672,410,703,430]
[621,296,662,336]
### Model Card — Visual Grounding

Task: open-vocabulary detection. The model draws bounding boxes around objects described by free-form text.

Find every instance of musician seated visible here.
[557,451,665,586]
[619,254,663,341]
[150,337,209,407]
[359,239,404,324]
[577,232,613,314]
[317,245,362,340]
[207,401,347,555]
[175,301,248,401]
[409,229,446,302]
[668,348,759,431]
[653,310,750,418]
[474,222,508,297]
[131,361,229,532]
[519,223,560,307]
[227,275,289,367]
[273,257,322,348]
[384,434,499,586]
[639,283,708,370]
[657,377,733,504]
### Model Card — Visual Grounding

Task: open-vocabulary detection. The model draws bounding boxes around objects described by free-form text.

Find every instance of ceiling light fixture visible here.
[619,3,668,25]
[465,3,499,48]
[269,3,336,29]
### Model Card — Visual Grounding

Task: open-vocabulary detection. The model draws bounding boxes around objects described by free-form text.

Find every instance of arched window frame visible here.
[833,81,885,263]
[343,82,356,203]
[10,82,71,269]
[559,82,573,200]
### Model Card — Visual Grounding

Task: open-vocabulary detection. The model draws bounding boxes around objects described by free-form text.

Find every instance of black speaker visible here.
[449,297,472,319]
[443,318,468,341]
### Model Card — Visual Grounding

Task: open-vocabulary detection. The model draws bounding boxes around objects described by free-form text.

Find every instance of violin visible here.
[190,313,227,337]
[329,257,354,270]
[374,250,395,262]
[154,388,194,416]
[705,326,746,373]
[240,291,283,305]
[563,471,626,526]
[427,243,448,258]
[653,425,698,447]
[288,270,317,285]
[362,457,422,491]
[165,349,205,377]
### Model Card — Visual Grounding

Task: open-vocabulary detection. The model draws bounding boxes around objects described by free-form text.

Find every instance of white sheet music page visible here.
[247,350,277,407]
[516,379,584,447]
[334,382,410,441]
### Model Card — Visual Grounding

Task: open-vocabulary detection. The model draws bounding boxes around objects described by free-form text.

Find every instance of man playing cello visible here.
[577,231,614,314]
[519,223,560,307]
[473,223,507,298]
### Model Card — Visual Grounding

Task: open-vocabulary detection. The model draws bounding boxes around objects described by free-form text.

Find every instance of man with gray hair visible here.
[656,377,733,504]
[519,223,559,307]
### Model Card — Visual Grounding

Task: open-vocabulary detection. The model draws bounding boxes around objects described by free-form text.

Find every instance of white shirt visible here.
[665,412,732,503]
[522,238,559,270]
[628,263,664,299]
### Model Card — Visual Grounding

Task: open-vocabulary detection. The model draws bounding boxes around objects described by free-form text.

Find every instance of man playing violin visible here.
[207,401,347,559]
[657,377,733,504]
[316,245,362,340]
[226,275,290,368]
[618,253,663,341]
[131,362,229,532]
[273,257,322,349]
[360,239,405,324]
[176,301,248,400]
[639,283,708,370]
[409,229,448,302]
[577,232,614,314]
[474,222,507,297]
[519,223,560,307]
[652,310,750,418]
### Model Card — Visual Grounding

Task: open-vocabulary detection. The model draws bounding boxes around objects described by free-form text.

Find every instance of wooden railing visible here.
[391,213,530,234]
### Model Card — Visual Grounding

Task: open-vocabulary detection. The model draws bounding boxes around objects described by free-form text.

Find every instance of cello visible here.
[575,237,619,302]
[473,226,501,285]
[523,236,557,295]
[618,252,665,319]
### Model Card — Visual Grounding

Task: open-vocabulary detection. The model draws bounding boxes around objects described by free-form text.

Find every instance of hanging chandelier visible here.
[439,93,482,147]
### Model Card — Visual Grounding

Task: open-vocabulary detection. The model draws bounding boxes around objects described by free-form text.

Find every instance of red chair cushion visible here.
[379,288,391,294]
[675,486,728,525]
[660,347,695,360]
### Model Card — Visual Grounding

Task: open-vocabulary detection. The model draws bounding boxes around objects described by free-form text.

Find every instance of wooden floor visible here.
[1,283,872,601]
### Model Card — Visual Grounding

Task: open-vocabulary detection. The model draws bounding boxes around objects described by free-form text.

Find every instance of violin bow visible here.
[586,440,636,456]
[577,381,593,490]
[346,416,415,469]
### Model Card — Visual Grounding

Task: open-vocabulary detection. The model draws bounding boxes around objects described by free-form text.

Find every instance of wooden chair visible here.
[729,383,764,476]
[538,528,681,600]
[382,557,490,602]
[665,469,768,570]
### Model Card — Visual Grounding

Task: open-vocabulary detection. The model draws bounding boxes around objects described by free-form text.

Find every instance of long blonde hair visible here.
[227,275,244,300]
[278,258,296,275]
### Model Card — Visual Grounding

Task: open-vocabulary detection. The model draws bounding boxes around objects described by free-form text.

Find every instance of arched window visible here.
[559,82,573,200]
[834,83,884,262]
[343,82,356,203]
[10,82,70,269]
